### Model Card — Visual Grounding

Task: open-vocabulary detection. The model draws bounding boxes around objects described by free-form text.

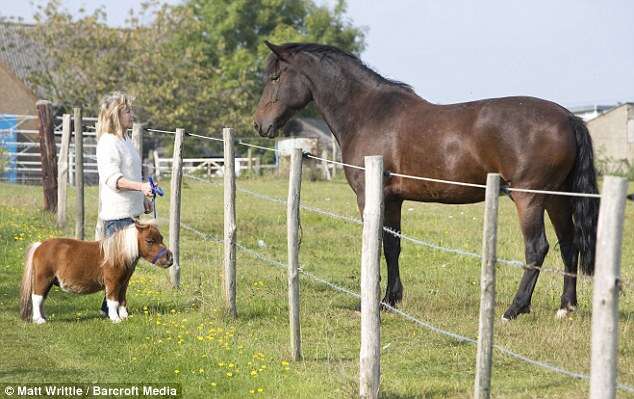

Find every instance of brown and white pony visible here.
[19,220,173,324]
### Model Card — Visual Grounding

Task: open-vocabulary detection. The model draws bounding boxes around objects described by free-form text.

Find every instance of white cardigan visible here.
[96,133,144,220]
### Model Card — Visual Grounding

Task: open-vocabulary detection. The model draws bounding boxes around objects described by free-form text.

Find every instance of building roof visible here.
[586,102,633,125]
[283,117,334,144]
[0,22,46,97]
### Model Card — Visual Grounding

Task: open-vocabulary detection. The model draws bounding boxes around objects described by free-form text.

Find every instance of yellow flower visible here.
[174,369,180,374]
[250,389,255,394]
[211,383,216,387]
[257,388,264,393]
[226,372,233,377]
[250,370,257,376]
[198,368,204,374]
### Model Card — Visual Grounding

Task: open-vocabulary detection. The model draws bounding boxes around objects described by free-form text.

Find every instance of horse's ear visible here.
[264,40,288,62]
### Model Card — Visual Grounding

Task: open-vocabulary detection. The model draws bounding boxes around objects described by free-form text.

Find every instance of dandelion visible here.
[174,369,180,374]
[250,370,257,376]
[199,368,204,374]
[211,383,217,387]
[281,361,289,366]
[250,389,256,394]
[257,388,264,393]
[226,372,233,377]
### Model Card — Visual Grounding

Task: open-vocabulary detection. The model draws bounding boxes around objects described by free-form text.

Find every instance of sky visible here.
[2,0,633,108]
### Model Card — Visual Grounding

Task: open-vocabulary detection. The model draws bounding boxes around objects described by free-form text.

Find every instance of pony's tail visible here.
[567,116,599,275]
[20,242,41,321]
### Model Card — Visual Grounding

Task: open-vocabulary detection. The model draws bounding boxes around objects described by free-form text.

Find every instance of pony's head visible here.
[253,41,314,138]
[100,220,173,268]
[134,221,173,268]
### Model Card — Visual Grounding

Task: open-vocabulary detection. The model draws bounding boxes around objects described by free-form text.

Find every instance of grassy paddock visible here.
[0,177,632,398]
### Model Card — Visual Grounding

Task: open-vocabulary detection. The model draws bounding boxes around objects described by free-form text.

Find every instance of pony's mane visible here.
[266,43,414,93]
[99,220,156,266]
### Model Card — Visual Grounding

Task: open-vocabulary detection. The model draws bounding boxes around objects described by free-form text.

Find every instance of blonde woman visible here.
[96,92,152,316]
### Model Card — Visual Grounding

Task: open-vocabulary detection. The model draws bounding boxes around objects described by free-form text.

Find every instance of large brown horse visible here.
[253,42,599,320]
[20,220,173,324]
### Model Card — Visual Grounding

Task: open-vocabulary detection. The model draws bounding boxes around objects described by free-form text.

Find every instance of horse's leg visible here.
[382,199,404,307]
[546,197,579,319]
[32,274,54,324]
[104,268,122,323]
[502,194,549,320]
[117,270,134,320]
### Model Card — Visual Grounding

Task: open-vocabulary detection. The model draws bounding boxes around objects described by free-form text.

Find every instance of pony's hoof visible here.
[33,317,46,324]
[118,307,129,319]
[500,316,511,323]
[110,317,122,323]
[99,310,107,317]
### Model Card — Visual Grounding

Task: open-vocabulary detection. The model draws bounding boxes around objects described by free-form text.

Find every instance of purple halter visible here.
[151,247,169,265]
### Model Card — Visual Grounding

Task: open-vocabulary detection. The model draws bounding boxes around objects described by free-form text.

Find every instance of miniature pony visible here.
[20,220,173,324]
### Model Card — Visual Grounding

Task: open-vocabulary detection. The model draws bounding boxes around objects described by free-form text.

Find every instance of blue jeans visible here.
[103,218,135,238]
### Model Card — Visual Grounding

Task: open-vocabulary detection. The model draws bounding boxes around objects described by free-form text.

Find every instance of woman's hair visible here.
[96,92,133,140]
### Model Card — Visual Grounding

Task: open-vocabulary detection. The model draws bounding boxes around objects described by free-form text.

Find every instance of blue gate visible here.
[0,115,17,182]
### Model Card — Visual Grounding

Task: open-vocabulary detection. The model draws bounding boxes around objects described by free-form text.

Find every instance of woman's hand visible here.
[140,182,153,197]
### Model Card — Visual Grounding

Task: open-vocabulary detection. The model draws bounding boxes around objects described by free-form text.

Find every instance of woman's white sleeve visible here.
[96,138,123,192]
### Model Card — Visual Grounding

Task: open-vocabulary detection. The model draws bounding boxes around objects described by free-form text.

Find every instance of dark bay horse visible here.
[20,220,173,324]
[253,42,599,320]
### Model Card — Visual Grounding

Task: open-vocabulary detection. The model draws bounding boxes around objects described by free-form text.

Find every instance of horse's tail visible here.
[567,116,599,275]
[20,242,41,321]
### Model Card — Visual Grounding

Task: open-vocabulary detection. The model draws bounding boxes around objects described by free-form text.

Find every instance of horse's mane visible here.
[266,43,414,93]
[99,219,156,266]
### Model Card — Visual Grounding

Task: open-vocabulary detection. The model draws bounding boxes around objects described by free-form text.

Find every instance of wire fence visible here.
[176,220,634,394]
[182,173,604,284]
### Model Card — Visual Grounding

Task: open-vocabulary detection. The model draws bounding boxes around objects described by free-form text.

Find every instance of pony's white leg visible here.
[118,305,128,319]
[106,299,122,323]
[31,294,46,324]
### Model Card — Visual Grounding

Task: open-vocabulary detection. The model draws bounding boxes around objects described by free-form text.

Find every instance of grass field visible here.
[0,176,633,398]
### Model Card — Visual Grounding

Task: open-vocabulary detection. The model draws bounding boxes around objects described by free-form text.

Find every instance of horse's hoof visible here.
[99,310,107,317]
[555,305,576,320]
[118,307,129,319]
[33,317,46,324]
[110,317,122,323]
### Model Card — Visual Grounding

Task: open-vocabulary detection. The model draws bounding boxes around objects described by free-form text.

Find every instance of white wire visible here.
[187,132,224,142]
[237,141,281,153]
[177,221,634,393]
[147,128,176,135]
[305,153,603,198]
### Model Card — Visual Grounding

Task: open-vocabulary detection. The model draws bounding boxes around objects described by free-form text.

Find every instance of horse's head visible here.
[253,41,313,138]
[135,222,173,268]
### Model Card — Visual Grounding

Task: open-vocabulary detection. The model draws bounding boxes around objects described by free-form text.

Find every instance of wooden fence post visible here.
[74,107,84,239]
[287,148,303,360]
[255,157,261,176]
[56,114,71,227]
[132,123,144,176]
[224,127,237,318]
[321,149,331,180]
[590,176,628,399]
[36,100,58,212]
[247,148,253,175]
[153,150,161,180]
[474,173,500,399]
[168,128,184,288]
[360,155,383,399]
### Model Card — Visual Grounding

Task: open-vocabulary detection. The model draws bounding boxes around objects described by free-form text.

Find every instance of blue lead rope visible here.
[148,176,164,219]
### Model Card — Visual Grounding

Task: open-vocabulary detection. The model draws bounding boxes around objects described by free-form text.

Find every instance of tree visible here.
[13,0,365,155]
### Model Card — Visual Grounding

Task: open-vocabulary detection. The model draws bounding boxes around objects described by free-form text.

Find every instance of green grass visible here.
[0,177,633,398]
